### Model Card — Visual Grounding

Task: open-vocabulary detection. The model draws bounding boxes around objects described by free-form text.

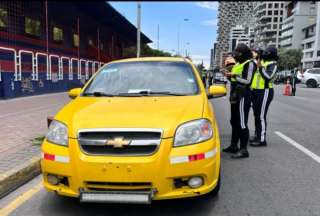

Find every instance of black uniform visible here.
[230,61,257,153]
[250,62,277,146]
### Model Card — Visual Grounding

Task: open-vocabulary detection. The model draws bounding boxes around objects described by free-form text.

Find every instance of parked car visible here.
[301,68,320,88]
[214,72,227,84]
[41,57,226,203]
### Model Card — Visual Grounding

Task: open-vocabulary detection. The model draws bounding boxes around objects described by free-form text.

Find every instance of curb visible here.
[0,156,41,199]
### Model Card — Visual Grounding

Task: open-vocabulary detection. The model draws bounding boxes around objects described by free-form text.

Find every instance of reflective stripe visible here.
[239,98,246,129]
[260,89,269,142]
[42,152,69,163]
[170,148,217,164]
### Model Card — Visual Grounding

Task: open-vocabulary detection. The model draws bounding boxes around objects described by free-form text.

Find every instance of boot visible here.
[231,148,249,159]
[222,145,239,153]
[250,141,267,147]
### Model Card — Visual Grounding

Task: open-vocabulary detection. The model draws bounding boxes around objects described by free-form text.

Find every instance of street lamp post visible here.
[137,2,141,58]
[157,24,160,50]
[177,18,189,56]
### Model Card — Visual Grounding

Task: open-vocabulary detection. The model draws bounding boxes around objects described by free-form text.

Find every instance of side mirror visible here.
[68,88,82,99]
[208,85,227,99]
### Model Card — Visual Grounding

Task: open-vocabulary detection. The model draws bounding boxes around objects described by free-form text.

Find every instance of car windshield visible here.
[83,61,199,96]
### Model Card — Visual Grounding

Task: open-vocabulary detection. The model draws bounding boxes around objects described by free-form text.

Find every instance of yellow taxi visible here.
[41,57,226,204]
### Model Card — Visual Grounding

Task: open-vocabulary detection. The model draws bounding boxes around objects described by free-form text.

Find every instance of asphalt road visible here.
[1,84,320,216]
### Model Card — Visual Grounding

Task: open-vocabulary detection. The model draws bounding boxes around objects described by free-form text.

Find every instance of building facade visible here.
[215,1,255,67]
[0,1,151,99]
[301,2,320,69]
[280,1,317,49]
[253,1,285,49]
[229,25,254,52]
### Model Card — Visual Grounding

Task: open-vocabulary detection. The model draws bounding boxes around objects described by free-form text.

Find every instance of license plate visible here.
[80,190,152,204]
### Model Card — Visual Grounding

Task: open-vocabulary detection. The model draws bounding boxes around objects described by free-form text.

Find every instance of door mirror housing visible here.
[68,88,82,99]
[207,85,227,99]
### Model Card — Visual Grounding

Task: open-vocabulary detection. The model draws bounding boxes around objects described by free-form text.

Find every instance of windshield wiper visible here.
[119,91,187,96]
[82,92,115,97]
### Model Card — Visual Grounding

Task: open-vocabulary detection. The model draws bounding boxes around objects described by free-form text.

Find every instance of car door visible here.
[314,69,320,83]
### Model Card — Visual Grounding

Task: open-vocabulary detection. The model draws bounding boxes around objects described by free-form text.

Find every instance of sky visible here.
[109,1,218,69]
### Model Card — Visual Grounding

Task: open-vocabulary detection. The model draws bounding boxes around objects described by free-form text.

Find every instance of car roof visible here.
[108,57,192,64]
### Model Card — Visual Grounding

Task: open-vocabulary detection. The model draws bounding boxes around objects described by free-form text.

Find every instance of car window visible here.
[308,69,320,74]
[83,61,199,96]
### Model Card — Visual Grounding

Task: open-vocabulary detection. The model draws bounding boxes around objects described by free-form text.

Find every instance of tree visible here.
[277,49,302,71]
[123,44,172,58]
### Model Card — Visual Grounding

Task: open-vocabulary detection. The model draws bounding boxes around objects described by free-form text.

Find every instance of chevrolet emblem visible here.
[105,137,131,148]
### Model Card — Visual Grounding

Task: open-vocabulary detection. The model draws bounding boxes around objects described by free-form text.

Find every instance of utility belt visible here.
[230,82,249,104]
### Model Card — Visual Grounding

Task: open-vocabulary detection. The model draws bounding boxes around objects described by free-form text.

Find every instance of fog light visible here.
[47,174,60,185]
[188,176,203,189]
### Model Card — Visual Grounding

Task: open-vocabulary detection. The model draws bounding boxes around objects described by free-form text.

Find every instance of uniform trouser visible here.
[251,88,274,142]
[230,90,251,150]
[292,83,296,96]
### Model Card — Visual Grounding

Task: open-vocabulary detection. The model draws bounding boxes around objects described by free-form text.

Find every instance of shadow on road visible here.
[39,192,220,216]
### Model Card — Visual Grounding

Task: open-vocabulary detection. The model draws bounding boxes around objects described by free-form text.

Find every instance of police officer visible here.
[250,46,278,147]
[201,70,207,87]
[250,47,263,140]
[290,68,298,96]
[222,43,257,159]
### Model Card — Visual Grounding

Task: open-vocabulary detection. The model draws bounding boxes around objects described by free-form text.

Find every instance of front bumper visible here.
[41,137,220,201]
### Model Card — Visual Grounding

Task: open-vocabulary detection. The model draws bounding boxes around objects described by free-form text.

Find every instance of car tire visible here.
[307,79,318,88]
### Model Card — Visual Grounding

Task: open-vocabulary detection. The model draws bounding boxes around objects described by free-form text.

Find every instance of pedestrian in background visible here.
[290,68,298,96]
[201,70,207,88]
[250,46,278,147]
[222,43,256,159]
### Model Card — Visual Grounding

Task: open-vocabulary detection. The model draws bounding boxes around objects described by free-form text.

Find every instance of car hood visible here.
[55,95,205,138]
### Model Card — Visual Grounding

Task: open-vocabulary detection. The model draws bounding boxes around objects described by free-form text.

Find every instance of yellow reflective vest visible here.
[230,60,251,82]
[250,60,276,89]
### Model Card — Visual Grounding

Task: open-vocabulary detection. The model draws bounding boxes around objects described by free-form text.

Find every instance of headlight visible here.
[46,120,68,146]
[174,119,213,147]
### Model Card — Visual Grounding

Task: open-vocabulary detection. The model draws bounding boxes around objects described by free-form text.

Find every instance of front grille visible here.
[85,181,153,191]
[78,129,162,156]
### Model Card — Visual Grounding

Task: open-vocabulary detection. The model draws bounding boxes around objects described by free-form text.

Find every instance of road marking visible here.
[0,183,42,216]
[275,131,320,164]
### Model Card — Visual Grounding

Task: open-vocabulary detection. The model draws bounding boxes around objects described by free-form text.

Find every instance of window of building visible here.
[274,17,278,22]
[317,50,320,57]
[73,34,79,47]
[25,17,41,37]
[281,3,284,8]
[0,8,8,28]
[53,26,63,42]
[275,3,279,8]
[88,39,93,46]
[273,24,277,29]
[280,17,283,22]
[280,10,283,15]
[268,3,272,8]
[268,10,272,15]
[306,42,313,49]
[274,10,278,15]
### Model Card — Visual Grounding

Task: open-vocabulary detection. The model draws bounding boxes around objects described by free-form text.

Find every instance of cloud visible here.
[190,55,210,69]
[196,2,218,11]
[200,19,217,27]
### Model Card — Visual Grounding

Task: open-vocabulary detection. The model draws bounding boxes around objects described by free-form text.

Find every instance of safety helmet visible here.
[251,47,263,56]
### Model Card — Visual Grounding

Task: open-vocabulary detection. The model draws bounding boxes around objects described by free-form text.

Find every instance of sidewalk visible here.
[0,93,70,198]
